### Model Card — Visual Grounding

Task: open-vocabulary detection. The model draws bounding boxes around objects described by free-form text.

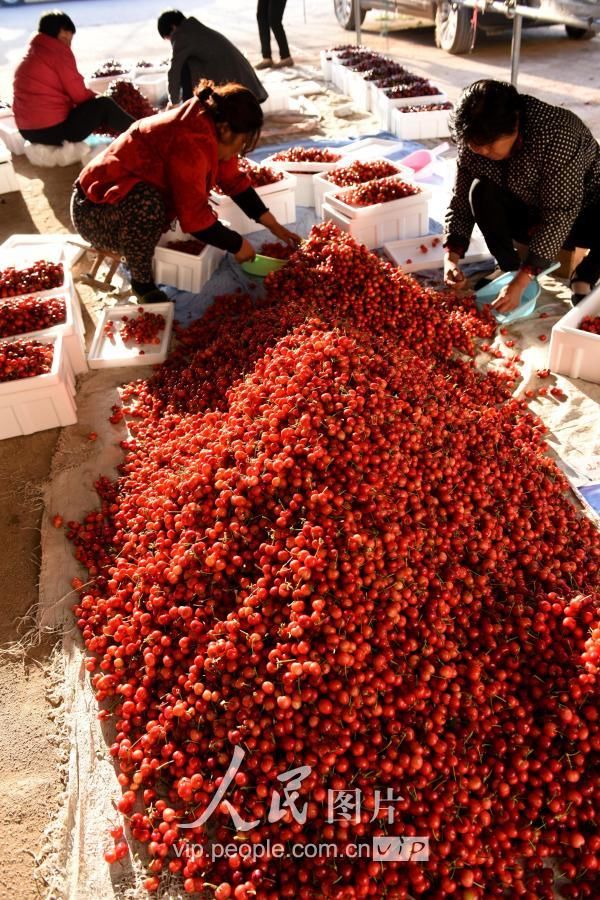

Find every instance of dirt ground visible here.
[0,8,599,897]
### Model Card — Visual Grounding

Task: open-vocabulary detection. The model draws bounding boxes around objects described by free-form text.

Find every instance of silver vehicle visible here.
[333,0,600,55]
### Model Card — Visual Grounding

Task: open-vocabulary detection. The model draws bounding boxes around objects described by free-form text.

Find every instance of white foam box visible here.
[548,286,600,384]
[0,277,87,374]
[1,233,88,269]
[326,176,430,220]
[338,137,404,162]
[263,153,344,207]
[133,71,167,107]
[210,170,296,231]
[383,231,490,274]
[0,157,19,194]
[323,190,430,251]
[0,116,25,156]
[390,104,452,141]
[88,302,174,369]
[320,49,336,81]
[375,91,448,132]
[154,224,225,292]
[86,71,132,93]
[0,334,77,439]
[261,83,291,115]
[313,160,413,219]
[345,72,373,112]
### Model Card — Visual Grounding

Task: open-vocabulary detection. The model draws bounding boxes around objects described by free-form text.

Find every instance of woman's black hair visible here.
[157,9,186,39]
[195,80,263,154]
[38,11,76,37]
[450,79,523,146]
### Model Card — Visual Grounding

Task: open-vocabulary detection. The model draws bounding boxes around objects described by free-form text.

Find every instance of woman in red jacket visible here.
[72,80,300,302]
[13,11,133,146]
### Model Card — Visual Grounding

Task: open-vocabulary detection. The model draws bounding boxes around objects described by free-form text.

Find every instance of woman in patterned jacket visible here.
[443,79,600,311]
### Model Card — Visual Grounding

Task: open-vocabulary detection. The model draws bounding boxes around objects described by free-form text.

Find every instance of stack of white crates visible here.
[0,238,86,438]
[210,169,297,233]
[322,176,431,250]
[262,153,342,207]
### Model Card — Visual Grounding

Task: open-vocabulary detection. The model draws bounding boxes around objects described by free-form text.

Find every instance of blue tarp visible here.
[159,133,431,324]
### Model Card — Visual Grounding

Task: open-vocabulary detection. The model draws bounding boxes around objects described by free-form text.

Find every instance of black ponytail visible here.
[194,79,263,153]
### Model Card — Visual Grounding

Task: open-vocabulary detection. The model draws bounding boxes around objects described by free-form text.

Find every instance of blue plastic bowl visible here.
[475,272,540,325]
[474,262,560,325]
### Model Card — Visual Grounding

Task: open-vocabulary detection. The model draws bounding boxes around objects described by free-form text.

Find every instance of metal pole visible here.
[354,0,362,45]
[510,14,523,86]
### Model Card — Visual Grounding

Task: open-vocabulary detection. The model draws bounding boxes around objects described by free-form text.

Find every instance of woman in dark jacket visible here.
[443,80,600,310]
[72,81,299,303]
[158,10,268,106]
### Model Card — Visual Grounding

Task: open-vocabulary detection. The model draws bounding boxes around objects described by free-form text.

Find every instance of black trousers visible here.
[257,0,290,59]
[20,97,135,147]
[470,178,600,284]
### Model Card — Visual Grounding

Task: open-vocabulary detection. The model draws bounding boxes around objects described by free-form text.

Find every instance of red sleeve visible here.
[216,156,252,197]
[165,135,219,233]
[59,49,95,105]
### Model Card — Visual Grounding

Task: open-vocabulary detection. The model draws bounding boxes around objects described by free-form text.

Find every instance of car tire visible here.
[565,24,595,40]
[334,0,367,31]
[435,2,473,54]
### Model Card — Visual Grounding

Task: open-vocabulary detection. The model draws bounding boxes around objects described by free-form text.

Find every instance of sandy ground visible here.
[0,5,599,897]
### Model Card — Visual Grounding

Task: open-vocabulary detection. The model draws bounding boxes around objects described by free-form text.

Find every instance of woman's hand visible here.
[234,238,257,263]
[259,211,302,247]
[443,252,466,287]
[492,270,531,313]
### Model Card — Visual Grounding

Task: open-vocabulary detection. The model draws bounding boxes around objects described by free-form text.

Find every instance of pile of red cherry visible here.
[579,315,600,335]
[0,294,66,338]
[103,308,166,347]
[0,337,53,382]
[337,176,420,208]
[272,147,342,164]
[92,59,128,78]
[165,240,206,256]
[324,159,399,188]
[0,261,64,300]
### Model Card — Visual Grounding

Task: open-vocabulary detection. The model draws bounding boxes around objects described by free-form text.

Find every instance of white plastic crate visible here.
[0,277,87,374]
[338,137,404,162]
[86,72,132,94]
[154,224,225,292]
[383,231,490,274]
[261,83,291,115]
[133,71,167,107]
[88,303,174,369]
[0,116,26,156]
[390,104,452,141]
[323,194,430,251]
[313,160,413,219]
[320,49,336,81]
[0,158,19,194]
[0,334,77,439]
[326,176,429,221]
[263,152,343,207]
[548,286,600,384]
[375,91,448,131]
[0,233,88,268]
[211,172,297,232]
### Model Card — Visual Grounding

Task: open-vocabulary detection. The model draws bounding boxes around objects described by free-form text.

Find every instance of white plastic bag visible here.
[23,140,92,167]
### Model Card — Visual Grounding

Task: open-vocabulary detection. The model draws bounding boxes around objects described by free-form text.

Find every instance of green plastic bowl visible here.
[241,254,288,277]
